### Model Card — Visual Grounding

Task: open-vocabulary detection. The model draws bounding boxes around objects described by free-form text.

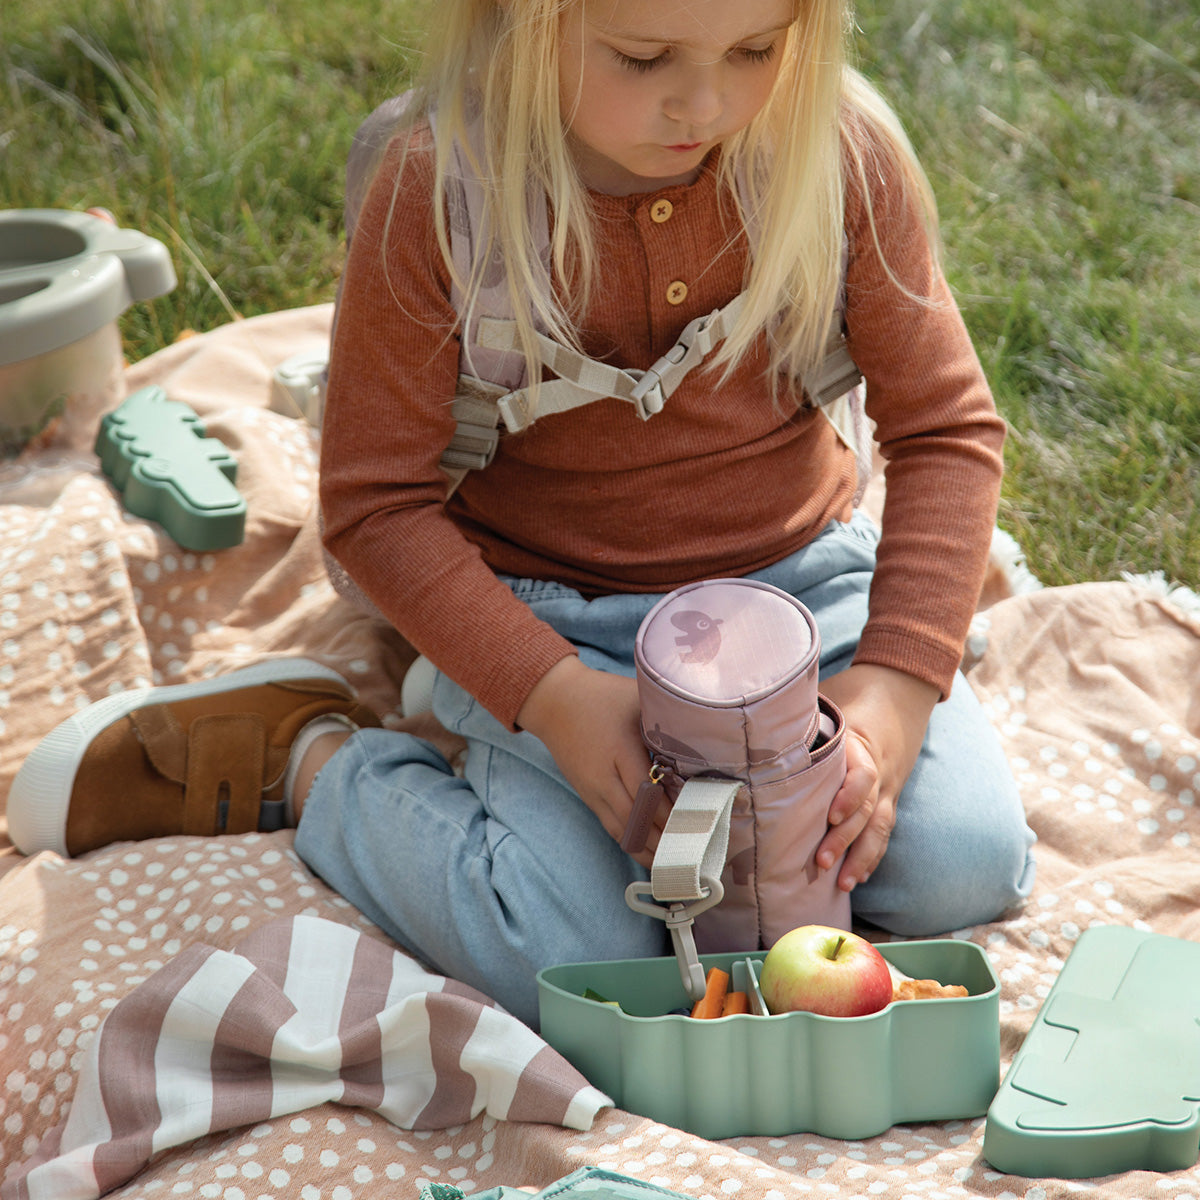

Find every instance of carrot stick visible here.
[690,967,730,1018]
[721,991,750,1016]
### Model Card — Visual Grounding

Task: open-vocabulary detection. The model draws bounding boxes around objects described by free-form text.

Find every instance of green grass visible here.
[4,0,1198,588]
[2,0,428,341]
[854,0,1200,588]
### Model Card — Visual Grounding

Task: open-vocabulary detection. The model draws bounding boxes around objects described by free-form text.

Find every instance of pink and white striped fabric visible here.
[3,914,611,1200]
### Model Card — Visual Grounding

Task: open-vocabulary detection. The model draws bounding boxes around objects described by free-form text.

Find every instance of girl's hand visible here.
[516,656,663,867]
[814,664,939,893]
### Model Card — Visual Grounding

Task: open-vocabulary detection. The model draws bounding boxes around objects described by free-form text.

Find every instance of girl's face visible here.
[558,0,795,196]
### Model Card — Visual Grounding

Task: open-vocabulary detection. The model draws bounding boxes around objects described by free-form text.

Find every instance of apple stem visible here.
[831,935,845,959]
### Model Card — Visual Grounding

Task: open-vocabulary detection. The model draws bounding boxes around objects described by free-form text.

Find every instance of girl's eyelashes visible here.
[738,44,779,66]
[612,49,669,74]
[608,41,778,74]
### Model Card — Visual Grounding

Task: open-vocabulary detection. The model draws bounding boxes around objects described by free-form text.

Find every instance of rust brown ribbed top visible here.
[320,124,1004,729]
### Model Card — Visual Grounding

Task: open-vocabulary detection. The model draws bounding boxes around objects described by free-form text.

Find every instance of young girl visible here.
[10,0,1035,1028]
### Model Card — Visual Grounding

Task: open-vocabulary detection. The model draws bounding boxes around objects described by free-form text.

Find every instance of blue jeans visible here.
[296,513,1036,1027]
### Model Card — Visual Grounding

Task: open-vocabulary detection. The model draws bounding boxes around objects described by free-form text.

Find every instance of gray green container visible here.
[538,939,1000,1141]
[0,209,175,456]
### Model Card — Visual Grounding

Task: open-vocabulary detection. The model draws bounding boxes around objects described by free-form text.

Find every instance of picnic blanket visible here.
[2,306,1200,1199]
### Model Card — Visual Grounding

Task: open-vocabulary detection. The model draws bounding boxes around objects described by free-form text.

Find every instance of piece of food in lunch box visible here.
[720,991,750,1016]
[892,977,969,1001]
[582,987,622,1008]
[759,924,893,1017]
[689,966,731,1019]
[885,957,969,1000]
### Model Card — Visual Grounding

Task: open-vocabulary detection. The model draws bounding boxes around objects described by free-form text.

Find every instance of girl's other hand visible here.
[516,656,663,867]
[814,663,939,893]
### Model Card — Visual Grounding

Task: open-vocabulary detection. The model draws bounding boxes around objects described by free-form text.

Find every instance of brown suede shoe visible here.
[8,658,380,857]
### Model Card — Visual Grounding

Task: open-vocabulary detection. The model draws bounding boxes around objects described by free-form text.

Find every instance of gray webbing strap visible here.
[648,776,740,901]
[624,776,742,1001]
[438,377,508,496]
[440,292,745,496]
[479,292,747,430]
[441,299,865,495]
[441,377,507,471]
[804,338,863,410]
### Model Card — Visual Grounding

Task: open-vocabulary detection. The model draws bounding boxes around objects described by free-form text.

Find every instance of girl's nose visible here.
[665,67,723,128]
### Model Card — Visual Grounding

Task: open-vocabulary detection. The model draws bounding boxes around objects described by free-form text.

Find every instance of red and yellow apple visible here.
[759,924,892,1017]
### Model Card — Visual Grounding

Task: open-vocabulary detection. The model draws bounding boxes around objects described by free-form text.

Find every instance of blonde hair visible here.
[387,0,938,392]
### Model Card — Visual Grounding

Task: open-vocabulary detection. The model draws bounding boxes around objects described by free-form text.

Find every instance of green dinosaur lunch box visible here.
[537,938,999,1141]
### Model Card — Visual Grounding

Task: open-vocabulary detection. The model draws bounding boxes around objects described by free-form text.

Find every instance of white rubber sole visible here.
[7,658,350,858]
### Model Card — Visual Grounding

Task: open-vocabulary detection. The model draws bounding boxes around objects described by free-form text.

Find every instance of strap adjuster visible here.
[496,388,536,433]
[440,421,500,471]
[629,373,666,420]
[804,340,864,409]
[629,307,720,419]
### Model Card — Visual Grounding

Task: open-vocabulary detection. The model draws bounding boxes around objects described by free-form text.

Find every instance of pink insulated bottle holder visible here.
[624,578,851,999]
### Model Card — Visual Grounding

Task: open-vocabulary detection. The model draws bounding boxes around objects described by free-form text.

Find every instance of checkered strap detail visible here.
[625,776,743,1001]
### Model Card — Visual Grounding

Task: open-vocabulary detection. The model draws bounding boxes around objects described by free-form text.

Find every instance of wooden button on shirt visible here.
[650,198,674,223]
[666,280,688,305]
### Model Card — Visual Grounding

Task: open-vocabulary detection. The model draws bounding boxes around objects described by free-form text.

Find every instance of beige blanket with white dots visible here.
[3,307,1200,1198]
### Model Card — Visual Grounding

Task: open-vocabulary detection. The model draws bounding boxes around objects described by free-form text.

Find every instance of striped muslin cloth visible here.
[4,914,611,1200]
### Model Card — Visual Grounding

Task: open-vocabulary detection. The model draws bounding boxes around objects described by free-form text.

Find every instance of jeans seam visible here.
[503,576,581,603]
[437,676,479,737]
[837,511,880,543]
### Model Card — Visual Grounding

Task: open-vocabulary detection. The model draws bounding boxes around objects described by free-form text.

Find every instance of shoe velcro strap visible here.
[131,704,189,782]
[183,713,268,836]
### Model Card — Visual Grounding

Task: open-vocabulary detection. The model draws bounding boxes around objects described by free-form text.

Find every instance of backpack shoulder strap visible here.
[437,104,547,395]
[447,167,868,499]
[344,92,414,244]
[807,235,871,505]
[331,91,540,493]
[432,103,552,492]
[334,96,867,500]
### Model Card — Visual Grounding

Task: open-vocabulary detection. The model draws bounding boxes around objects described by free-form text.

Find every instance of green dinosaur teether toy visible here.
[95,386,246,551]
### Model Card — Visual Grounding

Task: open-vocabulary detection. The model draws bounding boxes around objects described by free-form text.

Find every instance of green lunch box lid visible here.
[0,209,176,366]
[984,925,1200,1178]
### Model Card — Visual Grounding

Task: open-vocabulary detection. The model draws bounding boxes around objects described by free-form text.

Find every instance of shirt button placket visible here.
[649,197,688,306]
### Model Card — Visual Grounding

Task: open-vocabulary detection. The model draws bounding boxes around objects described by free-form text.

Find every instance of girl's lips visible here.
[667,142,703,152]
